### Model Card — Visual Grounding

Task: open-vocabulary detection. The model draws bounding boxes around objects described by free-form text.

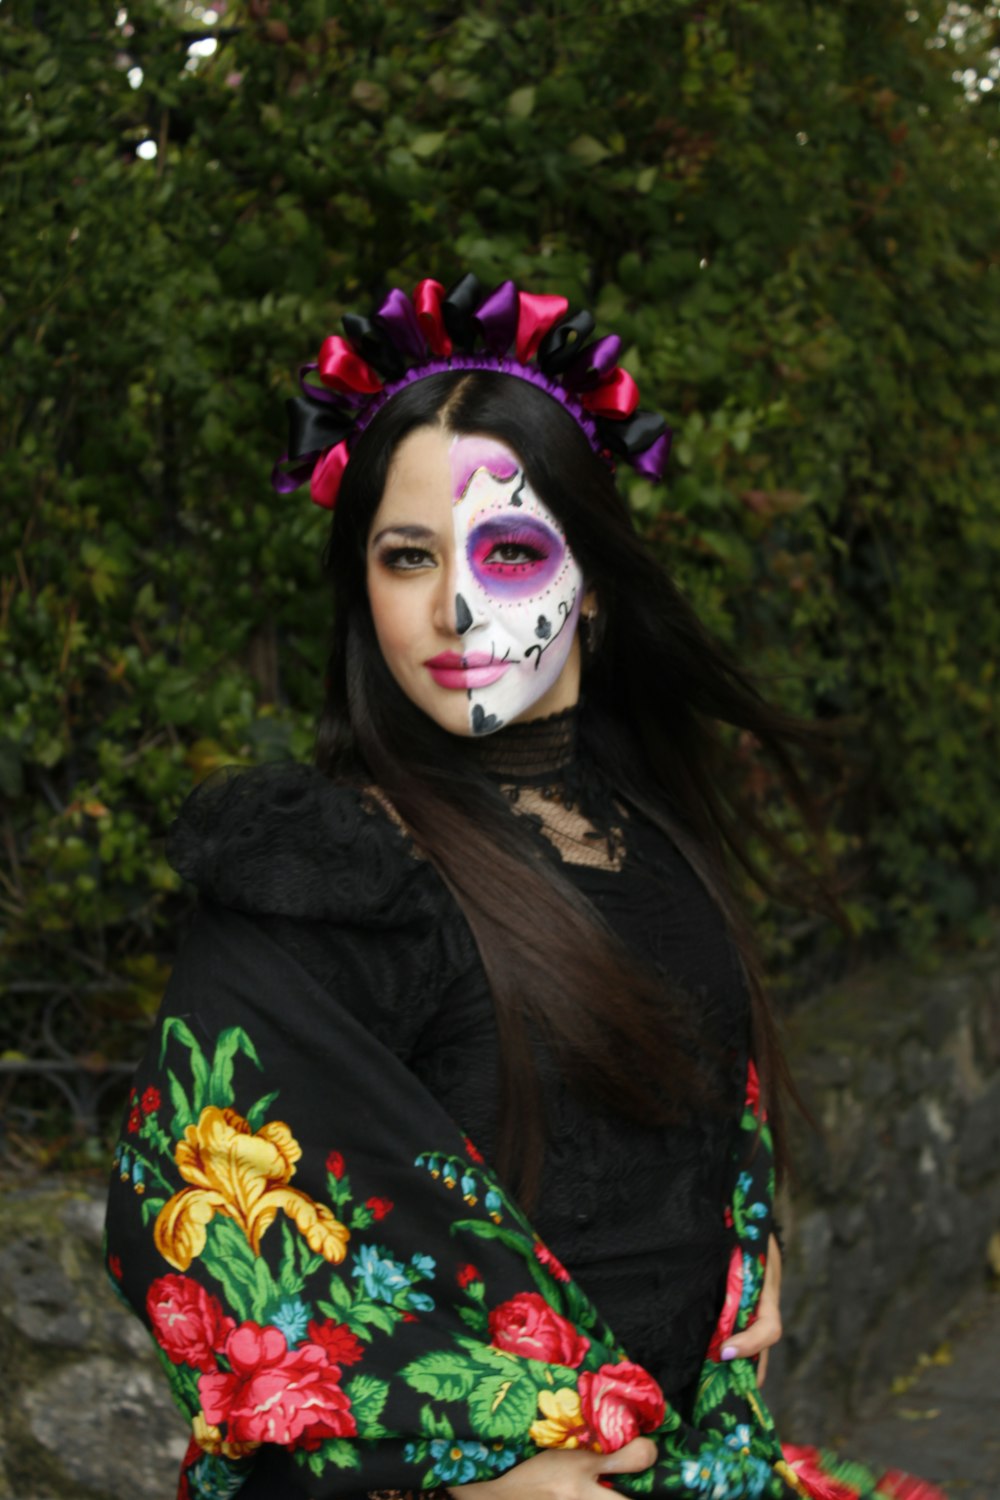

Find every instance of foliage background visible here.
[1,0,999,1156]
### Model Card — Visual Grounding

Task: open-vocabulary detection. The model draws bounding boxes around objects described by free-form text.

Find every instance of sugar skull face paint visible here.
[366,427,586,739]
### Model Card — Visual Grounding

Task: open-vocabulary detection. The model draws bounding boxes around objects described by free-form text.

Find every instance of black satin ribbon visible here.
[342,313,406,381]
[598,408,668,457]
[286,396,354,462]
[535,311,596,376]
[442,273,484,351]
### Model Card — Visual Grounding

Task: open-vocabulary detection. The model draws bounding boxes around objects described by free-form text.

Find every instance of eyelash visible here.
[482,535,548,565]
[380,546,434,571]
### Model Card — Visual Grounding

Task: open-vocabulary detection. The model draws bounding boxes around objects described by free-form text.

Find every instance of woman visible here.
[105,277,938,1500]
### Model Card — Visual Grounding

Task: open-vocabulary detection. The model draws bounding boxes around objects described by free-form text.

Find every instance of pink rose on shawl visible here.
[147,1275,235,1372]
[706,1245,742,1362]
[577,1361,665,1453]
[199,1322,356,1448]
[488,1292,590,1368]
[780,1446,869,1500]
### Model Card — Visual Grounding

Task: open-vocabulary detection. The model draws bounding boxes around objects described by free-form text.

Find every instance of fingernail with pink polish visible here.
[721,1344,738,1361]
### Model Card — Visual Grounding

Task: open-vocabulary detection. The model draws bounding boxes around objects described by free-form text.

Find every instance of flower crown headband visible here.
[271,272,672,511]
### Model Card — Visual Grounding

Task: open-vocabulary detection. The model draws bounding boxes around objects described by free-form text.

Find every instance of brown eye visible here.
[382,546,434,571]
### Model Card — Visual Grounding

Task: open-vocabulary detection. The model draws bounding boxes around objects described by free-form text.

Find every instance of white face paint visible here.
[428,436,585,734]
[367,428,586,739]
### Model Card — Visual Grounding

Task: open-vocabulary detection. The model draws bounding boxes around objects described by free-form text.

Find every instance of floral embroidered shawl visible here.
[105,906,942,1500]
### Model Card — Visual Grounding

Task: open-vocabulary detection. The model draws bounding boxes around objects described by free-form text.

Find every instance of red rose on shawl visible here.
[200,1323,356,1447]
[326,1150,345,1179]
[745,1059,761,1113]
[108,1254,123,1281]
[127,1107,142,1134]
[464,1136,485,1163]
[306,1318,365,1366]
[533,1240,571,1282]
[365,1196,393,1220]
[577,1361,665,1453]
[141,1084,161,1114]
[147,1275,235,1372]
[458,1264,482,1289]
[488,1292,590,1368]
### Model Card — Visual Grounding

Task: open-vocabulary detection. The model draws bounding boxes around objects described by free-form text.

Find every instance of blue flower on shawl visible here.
[680,1442,772,1499]
[270,1297,310,1345]
[410,1252,436,1278]
[428,1439,491,1484]
[353,1244,410,1302]
[188,1454,247,1500]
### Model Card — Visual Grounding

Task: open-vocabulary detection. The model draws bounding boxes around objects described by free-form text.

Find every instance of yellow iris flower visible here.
[529,1387,593,1449]
[154,1105,350,1271]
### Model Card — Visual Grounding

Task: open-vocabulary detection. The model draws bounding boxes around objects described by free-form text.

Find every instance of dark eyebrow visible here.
[369,523,437,547]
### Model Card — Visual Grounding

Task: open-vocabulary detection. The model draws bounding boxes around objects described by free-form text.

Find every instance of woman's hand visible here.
[445,1435,657,1500]
[719,1232,783,1385]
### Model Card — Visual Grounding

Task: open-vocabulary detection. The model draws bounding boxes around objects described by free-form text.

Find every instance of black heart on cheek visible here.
[471,704,502,735]
[535,615,552,640]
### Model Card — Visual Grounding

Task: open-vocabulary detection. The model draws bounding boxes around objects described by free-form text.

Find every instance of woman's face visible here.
[366,426,586,737]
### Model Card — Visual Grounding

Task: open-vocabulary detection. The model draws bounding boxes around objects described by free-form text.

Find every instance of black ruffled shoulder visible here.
[166,762,437,929]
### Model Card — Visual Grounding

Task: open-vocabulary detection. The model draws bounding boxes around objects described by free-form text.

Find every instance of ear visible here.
[582,585,599,617]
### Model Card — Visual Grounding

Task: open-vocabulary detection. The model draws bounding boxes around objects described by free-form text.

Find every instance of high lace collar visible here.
[464,704,579,782]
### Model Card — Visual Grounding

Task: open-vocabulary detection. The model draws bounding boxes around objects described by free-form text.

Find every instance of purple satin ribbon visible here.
[375,289,427,360]
[631,430,672,480]
[564,334,622,391]
[475,280,519,355]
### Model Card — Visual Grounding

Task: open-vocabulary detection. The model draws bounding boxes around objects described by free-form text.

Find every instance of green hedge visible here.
[1,0,998,1112]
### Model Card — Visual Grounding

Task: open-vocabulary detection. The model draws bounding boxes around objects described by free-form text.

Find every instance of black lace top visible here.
[168,706,750,1412]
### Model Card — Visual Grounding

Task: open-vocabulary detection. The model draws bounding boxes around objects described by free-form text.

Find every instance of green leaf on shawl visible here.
[319,1273,353,1316]
[344,1373,390,1433]
[196,1218,264,1322]
[619,1465,656,1493]
[350,1300,399,1336]
[419,1404,455,1439]
[250,1254,278,1321]
[403,1350,481,1400]
[160,1018,210,1114]
[140,1196,166,1225]
[246,1089,280,1132]
[206,1026,263,1109]
[694,1364,731,1419]
[298,1439,361,1476]
[467,1372,538,1438]
[458,1304,488,1332]
[277,1221,304,1297]
[165,1069,193,1136]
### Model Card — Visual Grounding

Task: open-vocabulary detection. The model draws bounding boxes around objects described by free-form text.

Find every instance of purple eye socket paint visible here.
[468,517,564,599]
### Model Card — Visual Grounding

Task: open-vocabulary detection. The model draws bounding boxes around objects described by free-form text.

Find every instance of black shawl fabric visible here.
[105,904,941,1500]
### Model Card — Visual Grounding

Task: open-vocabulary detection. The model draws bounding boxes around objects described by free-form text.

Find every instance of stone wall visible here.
[766,946,1000,1440]
[1,945,998,1497]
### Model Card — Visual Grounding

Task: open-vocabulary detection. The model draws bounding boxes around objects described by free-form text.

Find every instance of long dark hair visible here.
[315,371,834,1205]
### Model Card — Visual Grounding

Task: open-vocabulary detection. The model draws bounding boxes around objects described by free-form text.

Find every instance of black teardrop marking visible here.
[472,703,501,735]
[455,593,473,635]
[535,615,552,639]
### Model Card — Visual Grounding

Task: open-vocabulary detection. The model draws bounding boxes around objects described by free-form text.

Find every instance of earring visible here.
[584,611,598,654]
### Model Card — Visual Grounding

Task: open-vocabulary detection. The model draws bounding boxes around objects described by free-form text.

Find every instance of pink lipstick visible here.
[425,652,510,690]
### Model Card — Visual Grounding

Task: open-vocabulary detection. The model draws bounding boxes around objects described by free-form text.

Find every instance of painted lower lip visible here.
[426,663,510,689]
